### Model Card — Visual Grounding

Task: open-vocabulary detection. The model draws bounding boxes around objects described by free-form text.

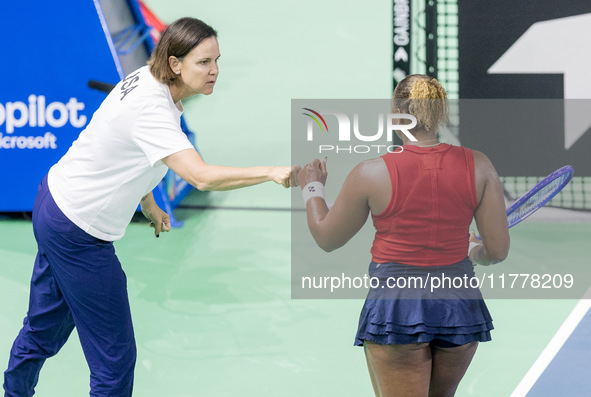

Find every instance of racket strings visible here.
[506,174,570,228]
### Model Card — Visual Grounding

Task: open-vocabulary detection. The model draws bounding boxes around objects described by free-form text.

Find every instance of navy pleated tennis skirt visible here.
[355,257,493,347]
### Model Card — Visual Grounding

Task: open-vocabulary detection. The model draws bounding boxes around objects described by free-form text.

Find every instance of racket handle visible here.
[88,80,116,94]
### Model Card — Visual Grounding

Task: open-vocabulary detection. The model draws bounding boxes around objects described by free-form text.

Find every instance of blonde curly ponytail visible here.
[393,75,448,132]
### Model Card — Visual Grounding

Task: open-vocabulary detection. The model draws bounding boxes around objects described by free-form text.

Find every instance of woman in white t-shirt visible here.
[3,17,295,397]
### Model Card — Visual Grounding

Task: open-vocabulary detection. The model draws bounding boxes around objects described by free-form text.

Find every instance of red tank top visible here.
[371,144,478,267]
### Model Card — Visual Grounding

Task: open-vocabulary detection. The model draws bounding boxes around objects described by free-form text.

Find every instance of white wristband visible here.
[302,181,325,204]
[468,241,480,257]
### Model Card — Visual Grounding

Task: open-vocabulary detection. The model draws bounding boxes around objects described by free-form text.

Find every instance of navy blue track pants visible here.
[3,176,136,396]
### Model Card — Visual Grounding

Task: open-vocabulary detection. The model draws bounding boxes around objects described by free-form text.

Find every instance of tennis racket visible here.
[505,165,574,228]
[478,165,574,239]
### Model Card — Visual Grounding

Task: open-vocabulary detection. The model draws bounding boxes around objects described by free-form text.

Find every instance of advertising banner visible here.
[0,1,121,211]
[458,1,591,176]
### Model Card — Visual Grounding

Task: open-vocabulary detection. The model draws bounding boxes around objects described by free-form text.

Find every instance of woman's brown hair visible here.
[148,17,217,84]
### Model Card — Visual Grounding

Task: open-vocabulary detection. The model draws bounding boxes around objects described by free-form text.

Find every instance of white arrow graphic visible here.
[488,13,591,150]
[394,47,408,62]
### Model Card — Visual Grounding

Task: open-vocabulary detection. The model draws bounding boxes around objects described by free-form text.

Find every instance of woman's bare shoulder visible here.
[471,149,498,178]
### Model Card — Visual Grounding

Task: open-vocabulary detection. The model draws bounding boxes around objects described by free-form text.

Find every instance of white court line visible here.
[510,287,591,397]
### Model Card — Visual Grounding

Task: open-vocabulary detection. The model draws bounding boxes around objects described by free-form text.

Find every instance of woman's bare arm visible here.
[298,158,381,252]
[470,150,510,265]
[162,148,295,191]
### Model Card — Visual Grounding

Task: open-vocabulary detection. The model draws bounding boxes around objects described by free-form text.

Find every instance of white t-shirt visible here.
[48,66,195,241]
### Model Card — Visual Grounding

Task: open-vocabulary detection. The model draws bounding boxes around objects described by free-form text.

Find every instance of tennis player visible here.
[3,17,295,397]
[297,75,510,396]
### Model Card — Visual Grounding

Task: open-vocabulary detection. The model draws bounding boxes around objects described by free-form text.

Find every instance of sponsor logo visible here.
[0,95,87,150]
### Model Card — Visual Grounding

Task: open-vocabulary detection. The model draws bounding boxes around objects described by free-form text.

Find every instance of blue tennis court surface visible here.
[527,303,591,396]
